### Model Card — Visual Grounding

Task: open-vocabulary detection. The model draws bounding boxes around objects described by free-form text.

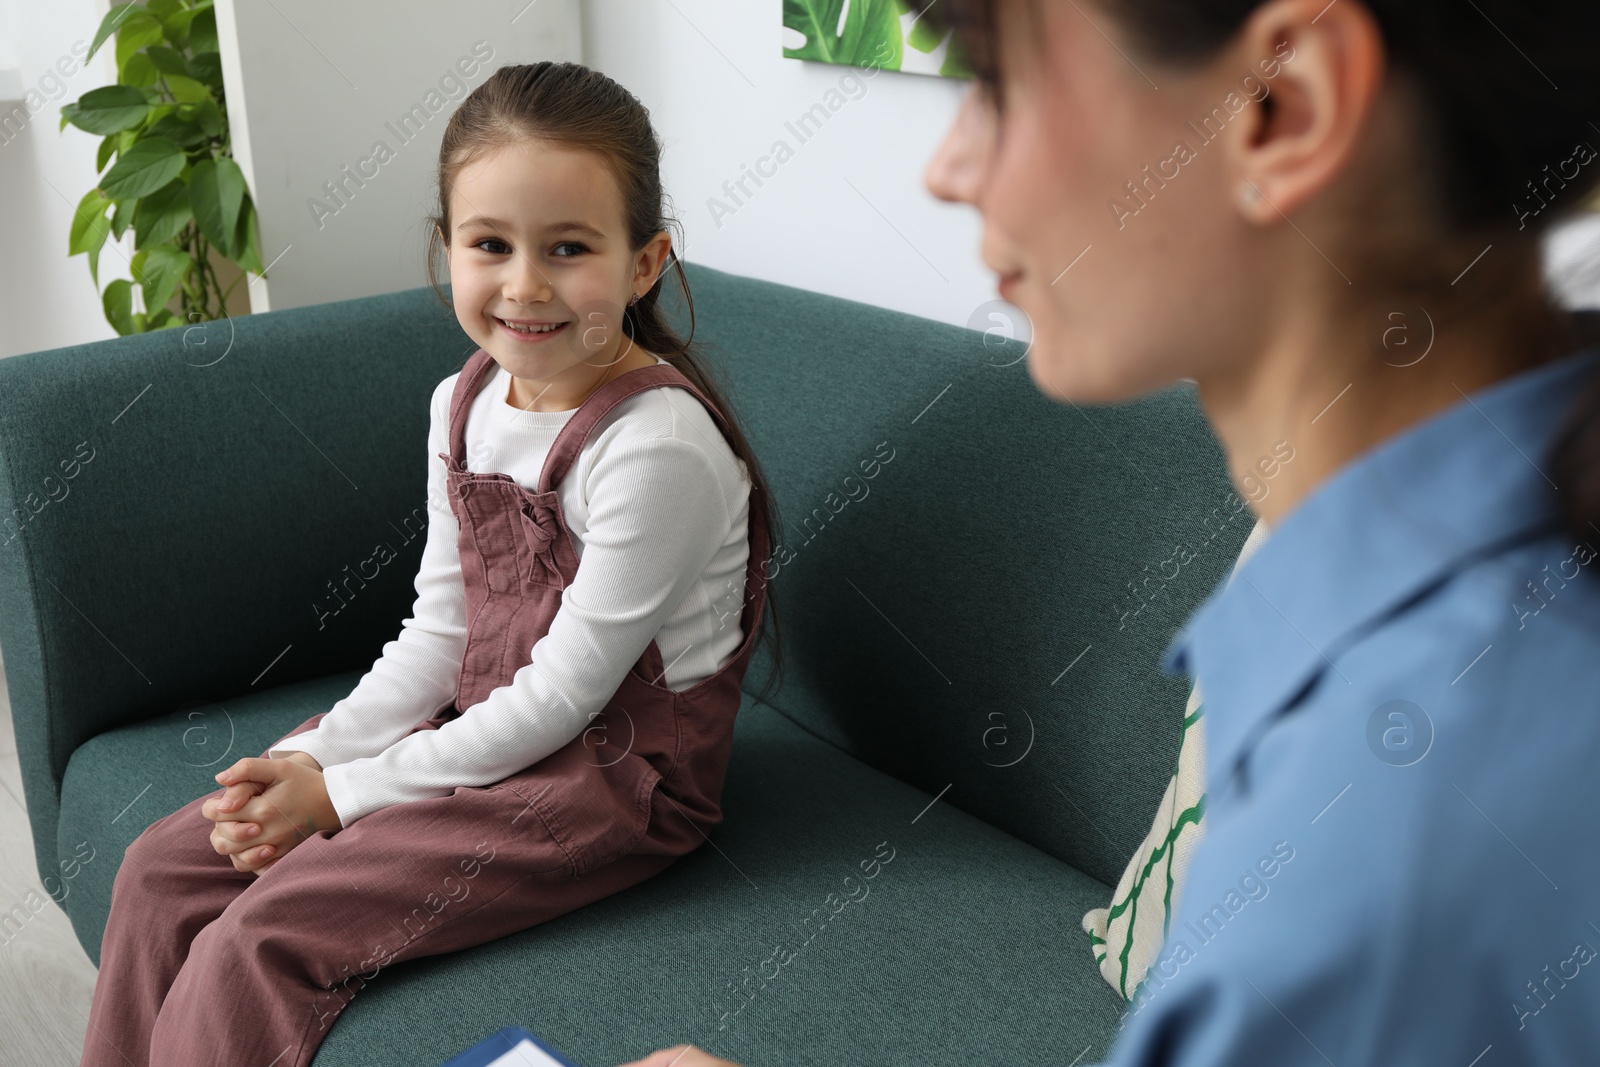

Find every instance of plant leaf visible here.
[61,84,150,135]
[69,188,113,258]
[146,112,207,148]
[189,156,245,256]
[100,136,186,200]
[162,73,211,105]
[152,0,201,46]
[96,133,120,173]
[232,195,264,275]
[146,45,190,79]
[103,278,136,336]
[158,11,199,48]
[109,199,131,241]
[186,97,224,138]
[188,51,224,89]
[115,11,167,71]
[186,8,219,56]
[146,0,184,24]
[71,188,115,290]
[87,4,140,63]
[132,178,192,249]
[133,244,190,317]
[119,50,159,87]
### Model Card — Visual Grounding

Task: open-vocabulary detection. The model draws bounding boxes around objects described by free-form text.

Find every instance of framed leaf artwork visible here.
[782,0,974,78]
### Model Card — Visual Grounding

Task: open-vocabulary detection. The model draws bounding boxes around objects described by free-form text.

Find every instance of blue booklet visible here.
[439,1025,583,1067]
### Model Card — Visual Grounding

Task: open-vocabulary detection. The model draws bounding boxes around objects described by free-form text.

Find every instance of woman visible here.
[624,0,1600,1062]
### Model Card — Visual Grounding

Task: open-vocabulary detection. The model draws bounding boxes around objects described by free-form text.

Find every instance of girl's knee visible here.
[114,799,221,890]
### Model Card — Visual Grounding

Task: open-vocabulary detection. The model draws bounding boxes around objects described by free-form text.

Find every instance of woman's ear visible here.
[1228,0,1387,222]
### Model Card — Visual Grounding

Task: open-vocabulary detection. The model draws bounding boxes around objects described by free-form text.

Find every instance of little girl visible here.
[81,61,782,1067]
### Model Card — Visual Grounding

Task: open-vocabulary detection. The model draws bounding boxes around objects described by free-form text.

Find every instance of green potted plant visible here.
[60,0,264,335]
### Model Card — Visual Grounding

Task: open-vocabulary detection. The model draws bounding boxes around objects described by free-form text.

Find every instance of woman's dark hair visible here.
[424,61,785,701]
[911,0,1600,547]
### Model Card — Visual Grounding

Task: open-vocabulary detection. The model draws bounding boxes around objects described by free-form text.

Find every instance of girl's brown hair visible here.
[912,0,1600,549]
[423,61,785,702]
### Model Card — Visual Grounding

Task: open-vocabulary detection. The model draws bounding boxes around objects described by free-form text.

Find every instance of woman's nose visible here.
[924,84,997,205]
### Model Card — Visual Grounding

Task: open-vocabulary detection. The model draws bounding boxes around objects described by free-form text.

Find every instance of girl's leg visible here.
[144,774,687,1067]
[80,712,328,1067]
[80,794,256,1067]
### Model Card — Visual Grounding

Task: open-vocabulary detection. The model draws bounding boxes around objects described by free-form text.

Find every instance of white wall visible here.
[0,0,121,359]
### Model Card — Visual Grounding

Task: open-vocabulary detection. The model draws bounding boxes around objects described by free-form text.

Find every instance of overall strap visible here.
[536,362,731,494]
[446,348,500,467]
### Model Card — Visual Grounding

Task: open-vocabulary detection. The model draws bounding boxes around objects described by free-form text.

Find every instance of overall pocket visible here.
[490,734,662,879]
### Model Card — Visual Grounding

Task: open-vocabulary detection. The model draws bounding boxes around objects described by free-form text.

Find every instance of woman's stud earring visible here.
[1238,181,1264,208]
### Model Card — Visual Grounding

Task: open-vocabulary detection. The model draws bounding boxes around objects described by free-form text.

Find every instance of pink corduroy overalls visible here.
[81,347,771,1067]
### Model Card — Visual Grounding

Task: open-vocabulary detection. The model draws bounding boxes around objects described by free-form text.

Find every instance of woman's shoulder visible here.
[1243,524,1600,850]
[1408,527,1600,697]
[1313,527,1600,747]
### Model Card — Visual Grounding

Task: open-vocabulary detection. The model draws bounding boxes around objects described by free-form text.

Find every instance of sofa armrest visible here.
[0,286,471,887]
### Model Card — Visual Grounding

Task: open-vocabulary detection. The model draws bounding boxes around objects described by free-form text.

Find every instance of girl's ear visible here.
[633,228,673,294]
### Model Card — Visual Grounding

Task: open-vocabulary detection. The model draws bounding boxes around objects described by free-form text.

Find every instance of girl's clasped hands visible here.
[199,751,342,875]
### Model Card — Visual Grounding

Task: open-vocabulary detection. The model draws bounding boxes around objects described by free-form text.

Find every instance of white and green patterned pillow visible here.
[1081,517,1271,999]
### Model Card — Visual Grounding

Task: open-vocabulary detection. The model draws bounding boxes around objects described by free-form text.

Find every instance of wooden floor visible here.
[0,646,99,1066]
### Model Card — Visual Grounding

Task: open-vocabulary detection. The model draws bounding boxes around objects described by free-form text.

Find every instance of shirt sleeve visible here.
[317,430,733,827]
[267,377,466,776]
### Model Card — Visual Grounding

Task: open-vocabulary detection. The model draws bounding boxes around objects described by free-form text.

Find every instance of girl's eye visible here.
[468,238,587,256]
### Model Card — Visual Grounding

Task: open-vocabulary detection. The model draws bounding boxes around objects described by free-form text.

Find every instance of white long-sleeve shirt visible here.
[269,355,753,826]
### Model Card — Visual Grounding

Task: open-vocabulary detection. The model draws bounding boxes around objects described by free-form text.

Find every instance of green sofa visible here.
[0,262,1249,1066]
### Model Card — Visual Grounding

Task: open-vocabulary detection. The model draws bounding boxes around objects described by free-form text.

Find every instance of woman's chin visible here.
[1026,340,1104,405]
[1025,340,1165,407]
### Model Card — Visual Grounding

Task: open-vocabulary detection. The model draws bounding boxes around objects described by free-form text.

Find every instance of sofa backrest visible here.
[664,265,1250,886]
[0,262,1248,891]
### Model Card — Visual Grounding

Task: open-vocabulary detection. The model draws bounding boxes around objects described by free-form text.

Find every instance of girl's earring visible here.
[1237,180,1265,211]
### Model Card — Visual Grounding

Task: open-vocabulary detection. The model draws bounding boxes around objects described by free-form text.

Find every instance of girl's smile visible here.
[493,316,572,342]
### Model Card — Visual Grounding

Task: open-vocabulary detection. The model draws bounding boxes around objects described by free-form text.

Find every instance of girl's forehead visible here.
[450,140,623,232]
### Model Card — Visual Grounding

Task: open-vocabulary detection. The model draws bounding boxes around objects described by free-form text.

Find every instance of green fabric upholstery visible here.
[0,262,1250,1065]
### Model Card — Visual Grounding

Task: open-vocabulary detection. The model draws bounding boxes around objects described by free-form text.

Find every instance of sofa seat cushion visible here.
[59,680,1129,1065]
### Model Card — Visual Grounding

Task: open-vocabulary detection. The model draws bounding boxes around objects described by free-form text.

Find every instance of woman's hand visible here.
[202,755,339,875]
[615,1046,742,1067]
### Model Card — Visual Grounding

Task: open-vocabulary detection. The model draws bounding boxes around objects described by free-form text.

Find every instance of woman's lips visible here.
[495,317,571,343]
